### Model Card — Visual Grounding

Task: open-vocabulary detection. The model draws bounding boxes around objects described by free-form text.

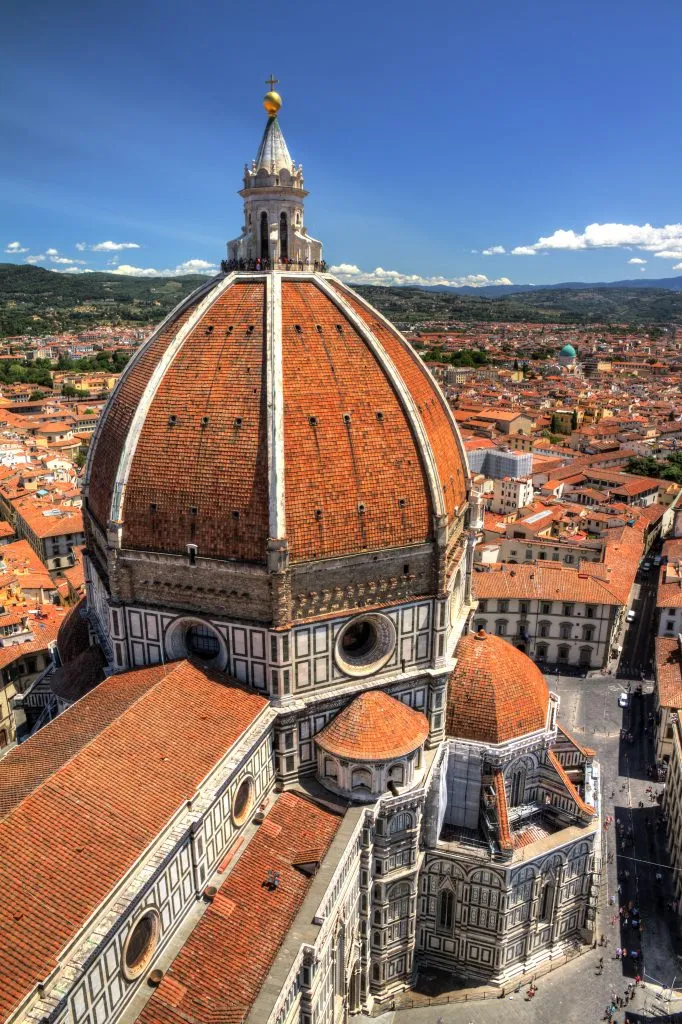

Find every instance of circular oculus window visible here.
[334,613,397,678]
[232,776,255,827]
[166,617,225,668]
[122,909,160,981]
[185,623,221,662]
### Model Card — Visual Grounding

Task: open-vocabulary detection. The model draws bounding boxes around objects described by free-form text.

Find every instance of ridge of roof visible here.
[556,722,596,759]
[0,660,174,819]
[493,767,513,852]
[547,749,596,817]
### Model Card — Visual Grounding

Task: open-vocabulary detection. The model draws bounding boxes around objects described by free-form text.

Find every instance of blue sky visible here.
[2,0,682,288]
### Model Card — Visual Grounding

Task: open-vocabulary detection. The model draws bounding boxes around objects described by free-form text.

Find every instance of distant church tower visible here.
[227,77,323,265]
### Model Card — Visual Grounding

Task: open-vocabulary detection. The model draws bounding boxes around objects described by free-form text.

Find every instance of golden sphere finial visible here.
[263,90,282,116]
[263,74,281,116]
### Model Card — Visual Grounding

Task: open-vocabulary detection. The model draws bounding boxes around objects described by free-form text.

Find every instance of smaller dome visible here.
[446,631,549,744]
[559,343,577,358]
[316,691,429,761]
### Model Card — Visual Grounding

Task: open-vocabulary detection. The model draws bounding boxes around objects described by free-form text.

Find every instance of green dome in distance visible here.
[559,343,577,357]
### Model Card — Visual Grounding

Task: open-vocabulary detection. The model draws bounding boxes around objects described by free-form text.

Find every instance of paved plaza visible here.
[361,673,682,1024]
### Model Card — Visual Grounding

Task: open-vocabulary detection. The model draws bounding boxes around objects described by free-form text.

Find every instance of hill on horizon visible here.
[428,274,682,297]
[1,263,681,335]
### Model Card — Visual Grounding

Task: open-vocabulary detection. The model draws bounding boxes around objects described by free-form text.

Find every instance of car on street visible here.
[626,609,636,622]
[654,555,662,567]
[642,561,651,572]
[618,692,630,708]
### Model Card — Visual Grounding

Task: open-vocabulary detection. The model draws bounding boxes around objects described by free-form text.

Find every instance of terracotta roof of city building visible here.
[446,630,550,744]
[316,689,429,761]
[86,275,468,565]
[472,561,623,606]
[656,637,682,709]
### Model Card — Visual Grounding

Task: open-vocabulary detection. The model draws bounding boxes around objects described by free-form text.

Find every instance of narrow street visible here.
[618,560,659,679]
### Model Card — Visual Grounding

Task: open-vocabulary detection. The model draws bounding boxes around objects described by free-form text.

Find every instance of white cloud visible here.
[91,240,141,251]
[25,254,46,264]
[173,259,216,274]
[75,242,87,251]
[482,245,506,256]
[329,264,512,289]
[628,258,647,264]
[511,221,682,257]
[45,248,59,256]
[112,258,217,278]
[640,267,646,272]
[58,266,93,274]
[4,241,28,254]
[50,254,87,265]
[673,263,682,270]
[112,265,159,277]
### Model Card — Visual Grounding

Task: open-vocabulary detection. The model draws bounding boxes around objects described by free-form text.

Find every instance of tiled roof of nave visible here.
[0,659,268,1022]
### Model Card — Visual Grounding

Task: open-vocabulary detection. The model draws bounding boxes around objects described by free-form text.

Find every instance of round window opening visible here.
[123,910,160,981]
[341,619,375,658]
[334,613,396,678]
[232,776,255,827]
[186,624,220,662]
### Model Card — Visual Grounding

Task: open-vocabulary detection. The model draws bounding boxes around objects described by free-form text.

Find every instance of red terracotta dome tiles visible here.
[329,281,468,520]
[316,689,429,761]
[123,281,270,562]
[281,281,433,562]
[88,293,205,530]
[87,273,470,566]
[446,630,549,744]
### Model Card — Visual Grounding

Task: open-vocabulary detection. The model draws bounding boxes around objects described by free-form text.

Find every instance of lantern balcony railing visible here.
[221,258,328,275]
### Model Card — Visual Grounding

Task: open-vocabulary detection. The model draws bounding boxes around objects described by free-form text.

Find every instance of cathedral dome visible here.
[85,274,468,567]
[559,343,577,359]
[446,630,550,744]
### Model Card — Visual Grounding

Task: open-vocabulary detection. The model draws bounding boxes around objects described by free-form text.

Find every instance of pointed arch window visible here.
[438,888,454,931]
[260,212,269,260]
[280,212,288,260]
[510,764,527,807]
[539,879,555,922]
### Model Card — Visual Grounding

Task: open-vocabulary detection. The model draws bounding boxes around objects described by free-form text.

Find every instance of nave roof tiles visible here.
[0,659,268,1021]
[137,793,342,1024]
